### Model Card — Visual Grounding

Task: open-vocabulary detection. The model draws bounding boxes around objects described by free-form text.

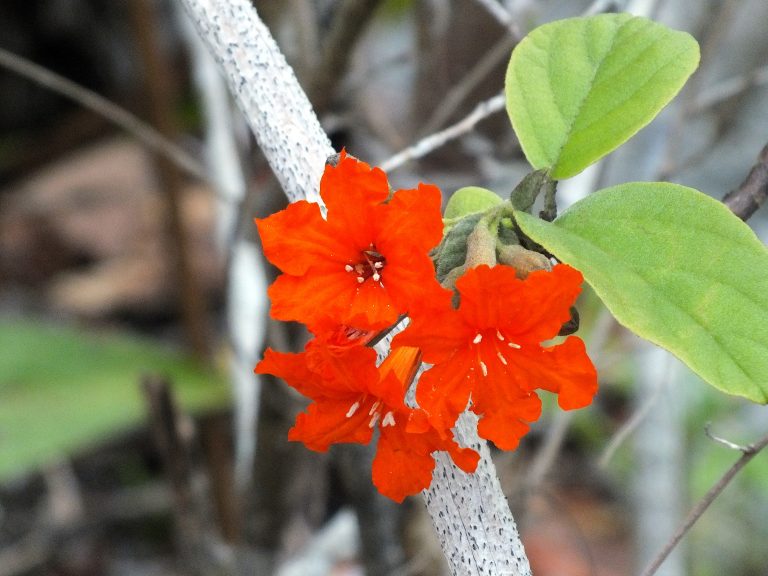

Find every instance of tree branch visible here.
[379,92,505,172]
[179,0,334,204]
[722,143,768,221]
[639,429,768,576]
[179,1,532,574]
[0,46,208,184]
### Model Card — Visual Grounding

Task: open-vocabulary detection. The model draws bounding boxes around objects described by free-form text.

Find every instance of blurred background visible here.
[1,0,767,575]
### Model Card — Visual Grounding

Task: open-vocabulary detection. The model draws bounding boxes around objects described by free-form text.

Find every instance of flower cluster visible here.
[255,151,598,501]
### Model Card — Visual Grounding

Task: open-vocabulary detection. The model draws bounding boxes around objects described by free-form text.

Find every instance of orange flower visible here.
[393,264,598,451]
[255,151,445,333]
[255,342,479,502]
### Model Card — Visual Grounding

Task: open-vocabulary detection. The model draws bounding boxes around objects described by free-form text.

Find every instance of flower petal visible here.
[474,392,542,451]
[321,152,390,232]
[256,201,356,276]
[534,336,599,410]
[377,184,444,255]
[414,349,476,433]
[372,425,436,503]
[289,398,376,452]
[455,264,583,343]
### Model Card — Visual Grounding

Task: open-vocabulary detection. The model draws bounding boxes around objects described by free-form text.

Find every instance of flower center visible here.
[344,245,386,286]
[471,329,521,376]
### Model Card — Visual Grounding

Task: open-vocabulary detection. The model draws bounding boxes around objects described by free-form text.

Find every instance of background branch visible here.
[0,46,208,184]
[722,143,768,221]
[640,429,768,576]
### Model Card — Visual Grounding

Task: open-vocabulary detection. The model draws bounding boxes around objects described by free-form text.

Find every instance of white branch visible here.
[179,1,531,574]
[179,0,333,203]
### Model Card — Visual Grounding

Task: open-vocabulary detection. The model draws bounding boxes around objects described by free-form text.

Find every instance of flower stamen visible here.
[479,360,488,376]
[381,411,396,427]
[346,401,361,418]
[473,333,483,344]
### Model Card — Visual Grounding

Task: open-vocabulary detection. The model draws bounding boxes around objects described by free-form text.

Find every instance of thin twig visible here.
[378,92,505,172]
[471,0,521,37]
[639,429,768,576]
[722,143,768,221]
[525,410,575,489]
[692,65,768,113]
[704,423,751,453]
[419,34,516,135]
[308,0,384,112]
[0,46,209,184]
[130,0,211,361]
[598,378,666,469]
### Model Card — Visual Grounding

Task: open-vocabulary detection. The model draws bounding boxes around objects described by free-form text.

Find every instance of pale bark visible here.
[178,1,532,574]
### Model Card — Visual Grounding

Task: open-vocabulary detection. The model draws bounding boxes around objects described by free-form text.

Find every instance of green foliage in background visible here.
[0,321,229,481]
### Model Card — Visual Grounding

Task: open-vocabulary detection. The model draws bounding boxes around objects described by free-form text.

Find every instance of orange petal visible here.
[455,264,582,343]
[414,350,476,433]
[536,337,599,410]
[474,392,542,450]
[321,152,390,224]
[255,201,356,276]
[377,184,444,255]
[372,424,437,502]
[289,397,376,452]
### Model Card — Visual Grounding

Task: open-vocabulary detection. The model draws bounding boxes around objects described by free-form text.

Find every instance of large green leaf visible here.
[506,14,699,179]
[0,321,230,481]
[515,183,768,404]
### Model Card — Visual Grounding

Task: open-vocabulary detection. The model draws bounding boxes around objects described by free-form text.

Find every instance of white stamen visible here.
[374,261,384,269]
[356,276,365,284]
[344,264,354,272]
[382,411,396,427]
[368,413,380,428]
[496,330,505,341]
[372,272,381,282]
[346,401,360,418]
[479,360,488,376]
[497,351,508,366]
[508,341,521,349]
[473,333,483,344]
[369,401,380,416]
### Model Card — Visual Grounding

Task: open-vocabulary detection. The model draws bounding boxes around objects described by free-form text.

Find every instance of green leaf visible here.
[444,186,502,220]
[515,183,768,404]
[506,14,699,179]
[0,321,230,481]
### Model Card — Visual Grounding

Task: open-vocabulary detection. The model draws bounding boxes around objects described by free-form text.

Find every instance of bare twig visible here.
[598,376,666,469]
[379,92,505,172]
[639,429,768,576]
[308,0,384,112]
[526,410,575,489]
[704,423,751,452]
[419,35,516,135]
[693,65,768,113]
[583,0,630,15]
[142,375,232,574]
[722,143,768,221]
[471,0,521,37]
[130,0,211,361]
[0,46,208,184]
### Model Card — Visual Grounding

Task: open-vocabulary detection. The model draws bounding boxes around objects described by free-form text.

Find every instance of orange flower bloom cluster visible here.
[255,151,598,501]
